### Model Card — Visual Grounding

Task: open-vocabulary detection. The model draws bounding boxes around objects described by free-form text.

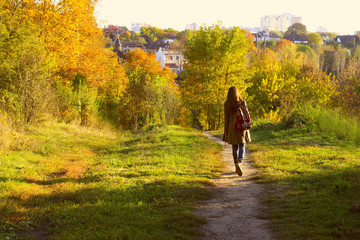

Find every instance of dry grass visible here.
[0,114,22,150]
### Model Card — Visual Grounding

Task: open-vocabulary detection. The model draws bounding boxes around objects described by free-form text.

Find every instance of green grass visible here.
[248,121,360,240]
[0,122,223,239]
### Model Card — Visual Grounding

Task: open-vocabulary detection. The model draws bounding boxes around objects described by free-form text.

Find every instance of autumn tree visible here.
[275,39,298,59]
[297,44,320,69]
[307,32,322,49]
[284,23,307,37]
[246,49,284,118]
[0,0,56,124]
[280,40,335,113]
[181,23,251,130]
[26,0,108,86]
[292,64,335,108]
[333,58,360,116]
[137,36,148,45]
[24,0,129,125]
[176,30,192,41]
[164,28,178,33]
[141,26,177,43]
[320,45,349,76]
[120,30,132,42]
[169,30,193,53]
[122,49,179,130]
[247,41,335,120]
[1,0,130,127]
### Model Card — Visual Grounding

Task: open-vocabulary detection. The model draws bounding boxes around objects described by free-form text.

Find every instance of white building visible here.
[261,13,302,32]
[131,22,151,33]
[163,39,175,45]
[156,48,184,74]
[316,26,328,33]
[185,23,198,31]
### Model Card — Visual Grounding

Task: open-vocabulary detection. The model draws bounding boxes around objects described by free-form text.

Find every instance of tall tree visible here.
[181,23,251,130]
[248,42,335,120]
[307,32,322,49]
[140,26,175,42]
[320,45,348,76]
[123,49,179,130]
[334,58,360,116]
[26,0,107,86]
[25,0,129,124]
[284,23,307,37]
[0,0,56,124]
[246,49,284,118]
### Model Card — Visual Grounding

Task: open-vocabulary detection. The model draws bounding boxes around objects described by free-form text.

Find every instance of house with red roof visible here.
[103,25,128,39]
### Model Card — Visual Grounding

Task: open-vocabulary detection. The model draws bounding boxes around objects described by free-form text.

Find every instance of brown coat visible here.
[223,100,251,144]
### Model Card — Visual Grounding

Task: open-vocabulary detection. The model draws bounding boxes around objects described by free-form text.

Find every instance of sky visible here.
[95,0,360,35]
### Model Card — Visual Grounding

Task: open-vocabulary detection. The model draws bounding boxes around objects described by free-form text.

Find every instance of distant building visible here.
[335,35,358,50]
[103,25,128,38]
[261,13,302,32]
[112,32,184,71]
[163,39,175,44]
[156,47,184,74]
[113,34,145,63]
[316,26,328,33]
[146,39,169,54]
[283,32,308,44]
[319,33,330,43]
[114,35,125,63]
[131,22,152,33]
[121,42,145,52]
[185,23,198,31]
[253,31,281,42]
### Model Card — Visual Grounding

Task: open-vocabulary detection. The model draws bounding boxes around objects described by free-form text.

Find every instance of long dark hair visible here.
[226,86,243,104]
[225,86,243,113]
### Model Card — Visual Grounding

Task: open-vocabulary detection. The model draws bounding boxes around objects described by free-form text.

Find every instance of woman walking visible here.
[223,86,251,176]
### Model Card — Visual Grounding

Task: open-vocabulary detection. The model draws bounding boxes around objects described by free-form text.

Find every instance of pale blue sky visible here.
[95,0,360,34]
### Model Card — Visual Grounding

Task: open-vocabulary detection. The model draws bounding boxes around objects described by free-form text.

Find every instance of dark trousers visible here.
[232,143,245,163]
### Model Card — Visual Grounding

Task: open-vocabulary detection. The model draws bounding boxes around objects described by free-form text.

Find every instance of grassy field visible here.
[246,121,360,240]
[0,123,223,239]
[211,106,360,239]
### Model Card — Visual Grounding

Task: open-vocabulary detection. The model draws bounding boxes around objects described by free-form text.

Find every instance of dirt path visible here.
[196,132,276,240]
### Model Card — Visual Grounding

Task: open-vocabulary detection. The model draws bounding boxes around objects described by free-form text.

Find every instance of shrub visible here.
[288,104,360,144]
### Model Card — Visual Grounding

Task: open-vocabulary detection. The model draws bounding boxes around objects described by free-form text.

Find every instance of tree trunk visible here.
[134,113,138,131]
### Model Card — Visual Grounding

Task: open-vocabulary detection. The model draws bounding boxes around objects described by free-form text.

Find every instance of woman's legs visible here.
[232,144,238,163]
[232,144,243,177]
[232,143,246,163]
[238,143,246,162]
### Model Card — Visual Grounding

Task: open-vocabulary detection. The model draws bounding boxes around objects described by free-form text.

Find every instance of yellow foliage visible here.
[123,49,179,130]
[177,107,192,127]
[264,109,282,122]
[25,0,112,87]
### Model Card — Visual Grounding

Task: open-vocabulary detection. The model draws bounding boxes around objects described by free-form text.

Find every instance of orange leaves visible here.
[124,48,177,94]
[122,48,179,130]
[124,48,177,88]
[100,50,127,99]
[25,0,106,86]
[275,39,293,52]
[125,49,161,74]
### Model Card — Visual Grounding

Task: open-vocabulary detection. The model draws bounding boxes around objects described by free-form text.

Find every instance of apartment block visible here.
[185,23,198,31]
[261,13,302,32]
